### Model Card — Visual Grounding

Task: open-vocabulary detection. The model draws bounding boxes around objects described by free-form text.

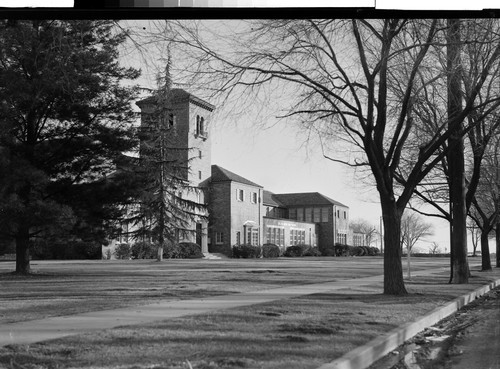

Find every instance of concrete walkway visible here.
[0,267,446,347]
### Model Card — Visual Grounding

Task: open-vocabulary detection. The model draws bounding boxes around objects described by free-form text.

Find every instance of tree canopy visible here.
[0,20,140,273]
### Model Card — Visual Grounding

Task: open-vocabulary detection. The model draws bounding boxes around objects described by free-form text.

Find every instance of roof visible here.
[136,89,215,112]
[262,190,286,207]
[272,192,348,208]
[210,165,262,188]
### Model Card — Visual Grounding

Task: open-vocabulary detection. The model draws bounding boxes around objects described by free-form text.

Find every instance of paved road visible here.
[449,287,500,369]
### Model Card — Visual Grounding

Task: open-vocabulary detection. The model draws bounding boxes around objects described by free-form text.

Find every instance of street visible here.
[370,284,500,369]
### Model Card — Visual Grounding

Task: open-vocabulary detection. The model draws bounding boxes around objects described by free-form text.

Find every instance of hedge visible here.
[232,244,261,258]
[262,243,281,258]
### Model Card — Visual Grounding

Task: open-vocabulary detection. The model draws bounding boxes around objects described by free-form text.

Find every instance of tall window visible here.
[215,232,224,244]
[297,208,304,221]
[236,231,241,245]
[289,208,297,219]
[198,171,202,180]
[237,189,244,201]
[321,208,329,222]
[252,229,259,245]
[251,192,258,204]
[313,208,321,223]
[198,150,202,159]
[305,208,313,222]
[168,113,176,129]
[196,115,206,138]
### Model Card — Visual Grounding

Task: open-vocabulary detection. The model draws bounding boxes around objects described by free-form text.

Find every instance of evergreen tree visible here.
[0,20,140,273]
[129,54,207,261]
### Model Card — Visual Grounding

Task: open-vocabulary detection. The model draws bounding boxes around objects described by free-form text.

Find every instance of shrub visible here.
[131,241,157,259]
[114,243,131,260]
[303,247,322,257]
[31,239,102,260]
[334,243,350,256]
[163,241,204,259]
[262,243,281,258]
[232,244,261,258]
[284,245,303,257]
[177,242,204,259]
[163,241,181,259]
[103,249,112,260]
[368,247,380,256]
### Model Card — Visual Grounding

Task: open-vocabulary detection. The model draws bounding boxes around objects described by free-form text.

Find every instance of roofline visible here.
[273,192,349,208]
[136,90,215,112]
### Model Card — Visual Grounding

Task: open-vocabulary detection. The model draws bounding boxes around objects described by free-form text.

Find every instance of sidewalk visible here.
[0,267,447,347]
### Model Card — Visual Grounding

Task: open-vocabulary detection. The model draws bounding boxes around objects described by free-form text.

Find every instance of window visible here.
[289,208,297,220]
[198,171,202,180]
[305,208,313,222]
[337,210,340,218]
[344,211,346,219]
[236,231,241,245]
[245,227,259,245]
[297,208,304,221]
[321,208,329,222]
[313,208,321,223]
[196,115,206,138]
[215,232,224,244]
[251,192,257,204]
[252,229,259,245]
[266,228,272,243]
[198,150,202,159]
[168,113,176,129]
[237,189,244,201]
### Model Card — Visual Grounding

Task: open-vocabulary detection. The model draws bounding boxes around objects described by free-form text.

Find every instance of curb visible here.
[317,277,500,369]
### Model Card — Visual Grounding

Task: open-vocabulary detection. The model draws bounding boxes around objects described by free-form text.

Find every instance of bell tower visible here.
[136,89,215,253]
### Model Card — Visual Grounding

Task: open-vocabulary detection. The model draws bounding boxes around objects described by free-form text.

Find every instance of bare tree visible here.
[349,218,377,246]
[403,19,500,282]
[401,212,434,253]
[142,19,500,294]
[467,218,480,257]
[429,242,441,254]
[468,135,500,270]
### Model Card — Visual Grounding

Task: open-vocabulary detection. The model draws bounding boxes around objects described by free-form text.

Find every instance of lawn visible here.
[1,257,498,369]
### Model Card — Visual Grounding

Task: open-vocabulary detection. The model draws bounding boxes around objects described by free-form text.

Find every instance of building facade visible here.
[205,165,349,256]
[104,89,362,258]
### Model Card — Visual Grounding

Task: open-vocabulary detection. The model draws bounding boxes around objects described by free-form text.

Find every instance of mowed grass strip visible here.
[1,265,498,369]
[0,258,390,324]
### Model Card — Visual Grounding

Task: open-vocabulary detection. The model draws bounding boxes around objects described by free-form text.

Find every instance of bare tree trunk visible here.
[496,224,500,268]
[381,200,407,295]
[15,224,30,274]
[157,205,164,262]
[447,18,469,284]
[480,228,492,271]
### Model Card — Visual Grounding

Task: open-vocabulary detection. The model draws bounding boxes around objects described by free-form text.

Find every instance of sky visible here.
[119,19,478,254]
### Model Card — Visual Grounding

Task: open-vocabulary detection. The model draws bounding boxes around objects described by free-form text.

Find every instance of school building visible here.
[105,89,366,258]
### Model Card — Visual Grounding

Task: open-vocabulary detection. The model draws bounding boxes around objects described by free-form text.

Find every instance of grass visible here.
[1,258,499,369]
[0,257,390,324]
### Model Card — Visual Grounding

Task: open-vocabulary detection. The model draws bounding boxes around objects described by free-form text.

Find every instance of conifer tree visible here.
[129,53,207,261]
[0,20,140,273]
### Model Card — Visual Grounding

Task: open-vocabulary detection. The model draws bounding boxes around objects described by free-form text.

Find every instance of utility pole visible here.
[380,215,384,254]
[406,220,411,280]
